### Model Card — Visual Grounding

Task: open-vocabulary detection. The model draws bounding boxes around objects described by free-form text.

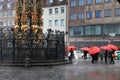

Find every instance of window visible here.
[0,12,3,18]
[103,24,115,34]
[0,21,2,26]
[70,13,76,20]
[115,24,120,34]
[69,27,74,36]
[8,11,12,17]
[105,0,112,3]
[49,0,53,3]
[70,0,76,7]
[85,26,91,35]
[49,20,52,26]
[7,2,12,9]
[49,9,52,14]
[85,26,94,35]
[86,11,92,19]
[0,4,3,9]
[3,21,8,26]
[12,10,16,17]
[74,27,83,36]
[95,10,102,18]
[78,12,84,20]
[86,0,92,5]
[4,11,8,17]
[104,9,111,17]
[95,25,101,35]
[70,25,103,36]
[115,8,120,16]
[95,0,102,4]
[55,8,58,14]
[12,20,14,25]
[61,7,64,13]
[79,0,84,6]
[55,20,58,26]
[8,20,12,26]
[61,19,64,26]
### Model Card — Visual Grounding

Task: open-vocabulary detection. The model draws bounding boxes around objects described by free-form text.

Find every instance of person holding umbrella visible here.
[100,45,111,63]
[107,44,118,64]
[89,46,101,63]
[68,49,74,61]
[109,49,115,64]
[91,54,96,63]
[67,45,76,61]
[83,51,88,60]
[80,47,89,60]
[104,50,108,64]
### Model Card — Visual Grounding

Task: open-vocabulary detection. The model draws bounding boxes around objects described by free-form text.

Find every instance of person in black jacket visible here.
[91,54,95,63]
[83,51,88,59]
[104,50,108,64]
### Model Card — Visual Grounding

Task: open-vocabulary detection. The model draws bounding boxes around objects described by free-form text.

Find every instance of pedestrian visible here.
[68,49,74,61]
[99,53,103,63]
[94,53,99,61]
[91,54,95,63]
[83,51,88,60]
[104,50,108,64]
[109,49,115,64]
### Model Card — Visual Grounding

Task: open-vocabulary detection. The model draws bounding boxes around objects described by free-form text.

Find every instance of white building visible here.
[42,0,68,46]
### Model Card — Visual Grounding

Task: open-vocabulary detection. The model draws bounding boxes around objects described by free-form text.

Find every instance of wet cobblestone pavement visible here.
[0,59,120,80]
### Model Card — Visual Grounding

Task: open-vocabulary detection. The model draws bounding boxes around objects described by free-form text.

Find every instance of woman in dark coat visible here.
[68,49,74,61]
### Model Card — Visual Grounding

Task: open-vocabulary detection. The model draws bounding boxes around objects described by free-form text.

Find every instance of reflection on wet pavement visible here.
[0,59,120,80]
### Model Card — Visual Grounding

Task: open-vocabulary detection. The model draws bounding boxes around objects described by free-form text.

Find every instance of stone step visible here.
[0,61,72,67]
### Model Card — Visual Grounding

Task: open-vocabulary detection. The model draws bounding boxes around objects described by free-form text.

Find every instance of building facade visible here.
[42,0,68,46]
[68,0,120,48]
[0,0,15,29]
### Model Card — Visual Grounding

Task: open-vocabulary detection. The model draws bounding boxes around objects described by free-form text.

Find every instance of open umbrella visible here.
[80,47,90,51]
[100,46,111,51]
[67,46,76,51]
[89,46,101,55]
[107,44,118,51]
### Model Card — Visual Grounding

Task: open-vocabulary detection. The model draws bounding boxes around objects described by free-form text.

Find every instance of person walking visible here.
[104,50,108,64]
[91,54,95,63]
[94,53,99,61]
[99,53,103,63]
[68,49,74,61]
[83,51,88,59]
[109,49,115,64]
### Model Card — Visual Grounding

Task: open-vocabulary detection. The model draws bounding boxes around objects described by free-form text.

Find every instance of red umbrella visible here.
[67,46,76,51]
[107,44,118,51]
[89,46,101,55]
[100,46,111,51]
[80,47,90,51]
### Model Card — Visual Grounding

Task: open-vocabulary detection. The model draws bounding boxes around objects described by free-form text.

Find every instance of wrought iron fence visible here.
[0,29,65,63]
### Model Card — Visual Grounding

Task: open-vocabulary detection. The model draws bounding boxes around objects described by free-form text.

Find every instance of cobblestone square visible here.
[0,59,120,80]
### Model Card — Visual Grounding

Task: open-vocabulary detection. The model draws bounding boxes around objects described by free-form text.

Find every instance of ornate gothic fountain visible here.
[9,0,67,66]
